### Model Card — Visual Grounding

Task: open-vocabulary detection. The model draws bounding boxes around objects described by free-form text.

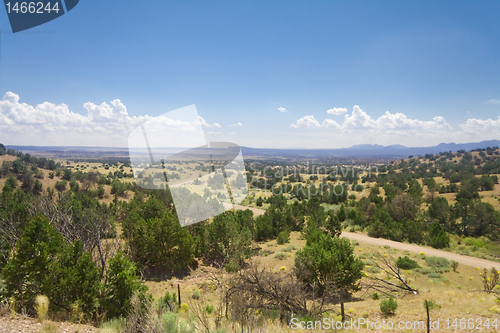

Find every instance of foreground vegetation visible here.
[0,143,499,332]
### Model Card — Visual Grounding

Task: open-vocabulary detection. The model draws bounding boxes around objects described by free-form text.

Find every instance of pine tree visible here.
[427,222,450,249]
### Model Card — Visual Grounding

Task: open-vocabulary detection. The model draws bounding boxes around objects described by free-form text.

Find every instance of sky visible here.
[0,0,500,149]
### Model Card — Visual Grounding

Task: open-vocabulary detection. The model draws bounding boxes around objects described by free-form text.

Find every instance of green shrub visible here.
[428,272,443,279]
[179,320,196,333]
[2,216,101,317]
[204,304,214,314]
[54,180,67,192]
[424,299,441,311]
[274,252,287,260]
[5,175,17,189]
[159,291,178,312]
[380,296,398,315]
[372,292,380,300]
[225,258,240,273]
[100,318,127,333]
[276,230,290,244]
[415,267,434,275]
[451,260,458,272]
[427,222,450,249]
[396,256,420,270]
[282,245,297,252]
[162,311,179,333]
[425,256,450,269]
[365,266,380,273]
[191,290,201,300]
[101,251,147,319]
[126,209,194,273]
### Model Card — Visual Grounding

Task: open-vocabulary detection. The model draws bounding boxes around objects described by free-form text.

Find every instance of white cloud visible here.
[326,107,348,115]
[342,106,379,130]
[230,122,243,127]
[0,91,204,146]
[291,106,452,133]
[321,119,342,129]
[290,115,321,128]
[197,116,221,128]
[460,116,500,134]
[484,99,500,105]
[278,107,287,112]
[376,111,452,131]
[205,131,223,136]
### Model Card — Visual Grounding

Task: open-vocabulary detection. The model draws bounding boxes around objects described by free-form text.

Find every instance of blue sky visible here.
[1,0,500,148]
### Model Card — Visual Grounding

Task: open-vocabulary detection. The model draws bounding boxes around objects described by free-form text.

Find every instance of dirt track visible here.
[234,205,500,270]
[341,231,500,270]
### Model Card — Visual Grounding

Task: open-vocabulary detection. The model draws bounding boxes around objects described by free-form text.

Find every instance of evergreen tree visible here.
[295,231,363,321]
[427,222,450,249]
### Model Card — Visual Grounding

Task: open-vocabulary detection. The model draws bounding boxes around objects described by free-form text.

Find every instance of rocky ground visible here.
[0,315,98,333]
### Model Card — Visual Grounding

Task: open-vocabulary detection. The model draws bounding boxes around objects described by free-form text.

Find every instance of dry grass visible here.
[35,295,49,323]
[141,232,500,332]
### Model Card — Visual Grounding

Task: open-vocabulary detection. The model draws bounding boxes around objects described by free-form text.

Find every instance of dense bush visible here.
[55,180,67,192]
[425,256,450,269]
[379,296,398,315]
[1,215,101,317]
[127,210,194,273]
[396,256,420,270]
[101,252,147,319]
[276,230,290,244]
[1,215,146,320]
[427,222,450,249]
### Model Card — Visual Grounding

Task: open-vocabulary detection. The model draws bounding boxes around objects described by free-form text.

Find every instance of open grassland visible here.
[142,231,500,333]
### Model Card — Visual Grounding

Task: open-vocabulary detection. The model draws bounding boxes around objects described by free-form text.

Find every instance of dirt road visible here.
[341,231,500,270]
[223,203,267,217]
[232,205,500,270]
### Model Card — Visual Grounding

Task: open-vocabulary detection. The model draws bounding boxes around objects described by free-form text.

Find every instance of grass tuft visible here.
[35,295,49,323]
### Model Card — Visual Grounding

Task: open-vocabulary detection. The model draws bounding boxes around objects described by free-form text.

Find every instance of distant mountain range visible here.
[5,140,500,159]
[240,140,500,158]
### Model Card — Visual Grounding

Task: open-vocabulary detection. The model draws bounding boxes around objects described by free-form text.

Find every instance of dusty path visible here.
[233,205,500,270]
[168,172,200,188]
[232,204,267,216]
[341,231,500,270]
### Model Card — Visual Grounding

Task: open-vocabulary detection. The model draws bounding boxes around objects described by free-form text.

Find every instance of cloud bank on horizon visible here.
[0,92,234,147]
[289,105,500,147]
[1,91,499,148]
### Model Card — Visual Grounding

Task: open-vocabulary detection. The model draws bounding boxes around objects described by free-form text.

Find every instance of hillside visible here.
[1,144,500,332]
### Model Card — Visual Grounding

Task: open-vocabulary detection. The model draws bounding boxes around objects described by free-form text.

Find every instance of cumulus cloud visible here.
[321,119,342,129]
[230,122,243,127]
[0,91,209,147]
[290,115,321,128]
[326,107,348,115]
[197,116,221,128]
[376,111,452,131]
[278,107,287,112]
[291,106,453,133]
[342,106,379,130]
[484,99,500,105]
[460,116,500,134]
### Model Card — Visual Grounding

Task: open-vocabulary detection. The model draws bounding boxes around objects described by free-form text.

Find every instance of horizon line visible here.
[2,139,500,151]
